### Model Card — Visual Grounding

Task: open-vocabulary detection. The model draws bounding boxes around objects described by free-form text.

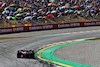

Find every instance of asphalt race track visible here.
[0,26,100,67]
[54,40,100,67]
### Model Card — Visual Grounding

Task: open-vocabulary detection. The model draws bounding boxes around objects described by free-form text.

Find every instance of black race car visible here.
[17,50,35,59]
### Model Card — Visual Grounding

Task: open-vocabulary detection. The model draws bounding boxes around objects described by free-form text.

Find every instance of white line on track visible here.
[35,30,100,37]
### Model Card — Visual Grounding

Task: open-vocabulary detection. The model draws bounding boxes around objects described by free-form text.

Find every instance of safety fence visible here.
[0,21,100,34]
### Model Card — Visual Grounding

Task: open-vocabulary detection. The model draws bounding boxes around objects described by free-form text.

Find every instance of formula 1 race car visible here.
[17,50,35,59]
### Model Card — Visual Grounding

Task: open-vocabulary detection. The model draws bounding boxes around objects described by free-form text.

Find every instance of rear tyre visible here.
[17,54,21,58]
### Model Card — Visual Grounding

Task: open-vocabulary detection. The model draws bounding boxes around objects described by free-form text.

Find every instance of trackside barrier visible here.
[0,21,100,34]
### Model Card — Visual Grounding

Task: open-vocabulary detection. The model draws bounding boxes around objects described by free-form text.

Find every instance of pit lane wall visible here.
[0,21,100,34]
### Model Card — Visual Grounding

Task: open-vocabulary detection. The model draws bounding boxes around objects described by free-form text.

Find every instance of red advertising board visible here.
[0,21,100,34]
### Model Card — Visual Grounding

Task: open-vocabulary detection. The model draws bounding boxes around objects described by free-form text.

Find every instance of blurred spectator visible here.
[0,0,99,22]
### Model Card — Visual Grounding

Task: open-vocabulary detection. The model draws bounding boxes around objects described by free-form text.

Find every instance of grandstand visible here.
[0,15,99,28]
[0,0,100,28]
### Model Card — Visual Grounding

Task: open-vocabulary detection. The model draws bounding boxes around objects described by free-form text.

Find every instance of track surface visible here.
[0,26,100,67]
[54,40,100,67]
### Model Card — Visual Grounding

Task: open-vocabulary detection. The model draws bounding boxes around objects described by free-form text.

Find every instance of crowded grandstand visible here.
[0,0,100,28]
